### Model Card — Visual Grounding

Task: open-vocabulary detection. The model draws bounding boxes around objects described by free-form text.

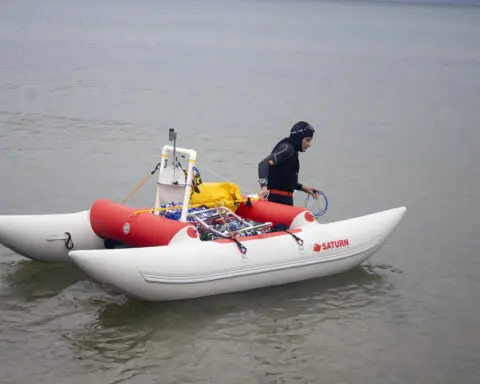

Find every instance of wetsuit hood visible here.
[289,121,315,152]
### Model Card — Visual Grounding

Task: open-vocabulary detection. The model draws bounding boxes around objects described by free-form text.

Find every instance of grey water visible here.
[1,0,479,383]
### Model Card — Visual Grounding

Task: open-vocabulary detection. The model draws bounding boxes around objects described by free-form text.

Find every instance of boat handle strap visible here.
[231,237,248,256]
[284,230,304,248]
[64,232,74,250]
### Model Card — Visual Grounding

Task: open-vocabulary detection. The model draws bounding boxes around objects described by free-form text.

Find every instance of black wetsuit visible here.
[258,137,303,206]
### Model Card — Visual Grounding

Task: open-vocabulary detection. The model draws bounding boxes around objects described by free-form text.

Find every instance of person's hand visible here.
[301,186,320,199]
[258,186,269,199]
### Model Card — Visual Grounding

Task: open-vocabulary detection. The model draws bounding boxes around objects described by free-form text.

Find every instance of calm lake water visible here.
[1,0,479,383]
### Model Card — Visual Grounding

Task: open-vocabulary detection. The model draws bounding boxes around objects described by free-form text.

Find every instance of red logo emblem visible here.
[313,239,349,252]
[187,227,198,238]
[305,211,315,222]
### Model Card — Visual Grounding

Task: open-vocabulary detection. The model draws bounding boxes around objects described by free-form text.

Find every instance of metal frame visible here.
[187,206,272,238]
[153,130,197,222]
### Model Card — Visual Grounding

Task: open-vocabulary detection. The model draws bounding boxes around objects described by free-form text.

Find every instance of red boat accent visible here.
[236,199,308,227]
[186,227,198,238]
[90,199,192,247]
[304,211,315,222]
[213,227,302,243]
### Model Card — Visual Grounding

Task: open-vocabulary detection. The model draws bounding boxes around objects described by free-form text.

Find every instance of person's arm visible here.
[258,155,272,199]
[258,156,271,188]
[299,185,320,198]
[258,143,295,195]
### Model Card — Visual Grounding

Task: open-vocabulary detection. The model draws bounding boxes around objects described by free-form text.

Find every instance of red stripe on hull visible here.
[214,227,302,243]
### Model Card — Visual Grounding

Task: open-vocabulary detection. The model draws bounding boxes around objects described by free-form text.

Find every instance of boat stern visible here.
[0,211,105,262]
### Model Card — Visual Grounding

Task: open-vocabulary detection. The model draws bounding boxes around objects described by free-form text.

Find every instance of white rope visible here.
[196,162,257,195]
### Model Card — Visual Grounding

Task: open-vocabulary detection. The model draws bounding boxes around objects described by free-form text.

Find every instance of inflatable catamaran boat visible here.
[0,129,406,301]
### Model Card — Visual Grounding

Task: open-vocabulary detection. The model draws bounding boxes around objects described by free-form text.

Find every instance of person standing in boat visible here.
[258,121,320,206]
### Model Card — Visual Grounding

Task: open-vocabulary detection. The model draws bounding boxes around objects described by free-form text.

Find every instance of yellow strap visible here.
[121,173,152,205]
[131,197,258,216]
[214,205,236,238]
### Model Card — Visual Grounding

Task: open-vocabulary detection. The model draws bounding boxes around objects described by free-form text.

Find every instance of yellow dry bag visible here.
[189,182,243,212]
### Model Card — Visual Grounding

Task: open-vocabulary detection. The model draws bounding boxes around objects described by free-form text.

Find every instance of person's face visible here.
[302,137,313,152]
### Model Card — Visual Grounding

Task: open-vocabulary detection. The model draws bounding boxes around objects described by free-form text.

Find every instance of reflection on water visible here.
[65,264,400,365]
[0,260,88,300]
[99,264,398,326]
